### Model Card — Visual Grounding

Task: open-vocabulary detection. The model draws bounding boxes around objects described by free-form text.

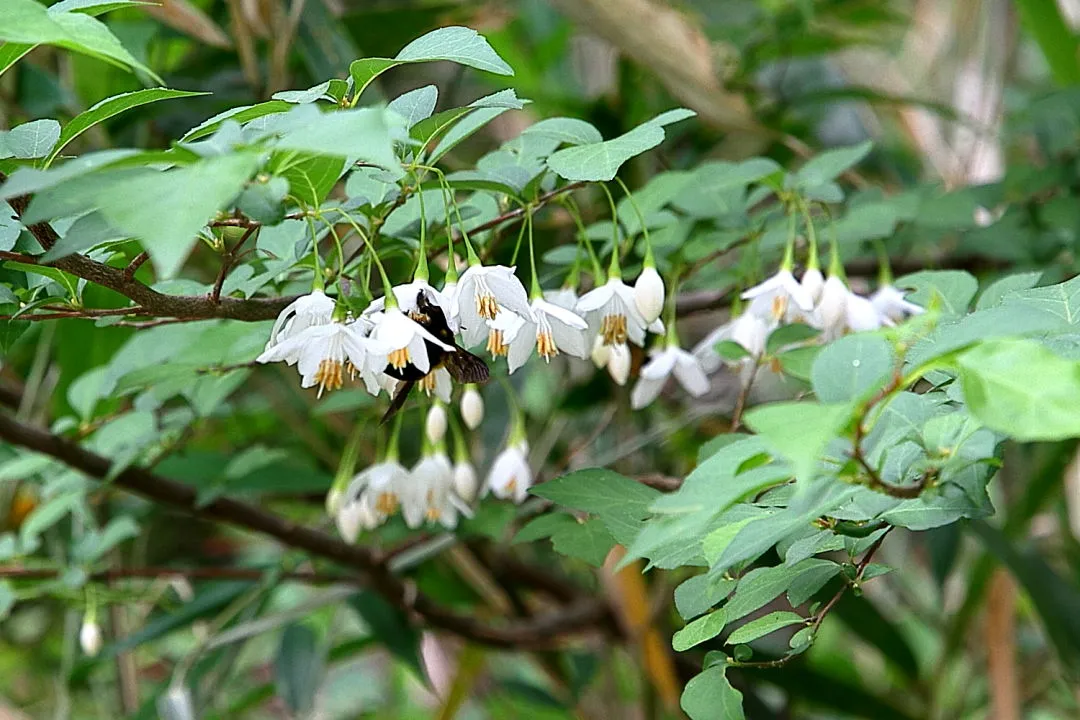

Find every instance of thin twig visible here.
[211,225,258,303]
[0,565,356,584]
[123,251,149,280]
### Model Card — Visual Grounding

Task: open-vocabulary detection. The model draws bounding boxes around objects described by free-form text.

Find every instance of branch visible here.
[0,411,611,649]
[0,565,353,585]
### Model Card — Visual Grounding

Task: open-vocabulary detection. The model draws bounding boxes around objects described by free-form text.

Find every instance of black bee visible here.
[380,289,490,424]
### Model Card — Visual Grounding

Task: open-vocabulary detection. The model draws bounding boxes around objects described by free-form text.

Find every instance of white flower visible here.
[606,342,631,385]
[742,269,815,323]
[814,274,884,339]
[265,290,335,352]
[801,268,825,305]
[634,267,665,324]
[335,500,367,543]
[372,307,454,375]
[544,287,578,311]
[846,292,884,332]
[425,404,448,444]
[363,280,458,333]
[343,461,410,529]
[505,298,589,373]
[591,335,611,368]
[409,452,470,529]
[631,344,709,409]
[871,285,923,324]
[453,460,479,503]
[460,386,484,429]
[692,311,773,373]
[576,278,650,347]
[257,322,390,397]
[80,619,102,656]
[485,308,528,359]
[325,487,343,516]
[487,441,531,503]
[455,264,531,346]
[415,367,453,402]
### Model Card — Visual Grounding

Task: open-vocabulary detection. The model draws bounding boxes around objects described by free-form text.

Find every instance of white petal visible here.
[630,375,667,409]
[507,322,537,373]
[673,351,709,397]
[607,344,631,385]
[640,348,677,380]
[633,267,665,324]
[574,283,615,313]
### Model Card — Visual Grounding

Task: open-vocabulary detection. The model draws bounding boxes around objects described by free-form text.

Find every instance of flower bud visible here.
[157,685,196,720]
[335,501,363,544]
[425,403,448,444]
[80,619,102,656]
[800,267,825,305]
[460,386,484,430]
[633,266,665,324]
[591,336,611,368]
[452,460,479,503]
[607,343,631,386]
[325,487,343,516]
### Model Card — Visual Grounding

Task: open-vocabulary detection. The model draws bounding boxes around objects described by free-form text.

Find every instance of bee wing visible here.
[444,350,490,384]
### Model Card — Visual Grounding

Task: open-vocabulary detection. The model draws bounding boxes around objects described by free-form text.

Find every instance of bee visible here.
[380,289,490,424]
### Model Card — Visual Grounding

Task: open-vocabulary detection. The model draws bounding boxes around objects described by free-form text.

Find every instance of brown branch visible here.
[0,565,353,585]
[210,225,258,303]
[0,411,611,649]
[123,251,149,280]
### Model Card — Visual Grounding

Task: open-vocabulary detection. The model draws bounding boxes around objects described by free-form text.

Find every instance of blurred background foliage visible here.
[2,0,1080,718]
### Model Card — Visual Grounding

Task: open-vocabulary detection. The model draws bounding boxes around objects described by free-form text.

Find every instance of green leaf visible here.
[895,270,978,316]
[0,119,60,160]
[236,176,289,225]
[957,338,1080,441]
[726,611,805,645]
[348,591,422,676]
[521,117,603,146]
[1000,273,1080,324]
[269,152,342,209]
[0,581,14,621]
[673,610,727,652]
[271,80,332,104]
[46,88,206,167]
[811,333,895,403]
[40,212,125,262]
[531,468,660,545]
[675,574,736,621]
[723,562,807,623]
[1014,0,1080,86]
[28,152,260,277]
[0,44,34,78]
[766,323,819,354]
[786,558,842,606]
[975,271,1043,309]
[387,85,438,129]
[0,0,160,81]
[550,517,616,566]
[681,664,745,720]
[795,141,872,187]
[269,106,401,171]
[743,401,851,483]
[546,108,696,182]
[181,101,293,143]
[274,624,325,715]
[349,26,512,98]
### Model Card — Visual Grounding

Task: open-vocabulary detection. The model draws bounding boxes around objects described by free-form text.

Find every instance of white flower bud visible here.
[633,266,665,324]
[800,268,825,305]
[591,336,611,368]
[425,404,448,444]
[335,501,363,544]
[157,685,196,720]
[452,461,479,503]
[325,487,343,516]
[460,387,484,430]
[80,619,102,656]
[607,343,631,386]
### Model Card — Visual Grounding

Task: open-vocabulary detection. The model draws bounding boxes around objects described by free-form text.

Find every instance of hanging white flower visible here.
[80,619,102,656]
[606,342,632,386]
[576,277,650,347]
[485,308,527,360]
[455,264,531,346]
[591,335,611,368]
[414,367,453,403]
[342,460,410,530]
[742,269,815,323]
[256,322,390,397]
[631,344,709,409]
[544,287,579,311]
[504,298,590,373]
[813,274,885,339]
[363,280,458,333]
[265,289,335,352]
[845,292,885,333]
[460,386,484,429]
[487,441,532,504]
[425,403,448,444]
[408,452,470,529]
[801,267,825,305]
[633,266,665,324]
[692,312,772,373]
[452,459,479,503]
[372,307,454,375]
[871,284,924,324]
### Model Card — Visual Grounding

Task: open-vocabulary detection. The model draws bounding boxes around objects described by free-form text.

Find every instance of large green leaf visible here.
[743,401,852,483]
[46,88,207,166]
[274,624,325,715]
[672,610,727,651]
[349,26,512,99]
[794,140,872,187]
[957,338,1080,441]
[546,109,696,182]
[0,119,60,160]
[681,663,745,720]
[726,611,805,645]
[811,334,895,403]
[531,468,660,545]
[0,0,160,81]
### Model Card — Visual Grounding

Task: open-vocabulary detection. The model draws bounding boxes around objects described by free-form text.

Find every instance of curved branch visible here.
[0,411,611,649]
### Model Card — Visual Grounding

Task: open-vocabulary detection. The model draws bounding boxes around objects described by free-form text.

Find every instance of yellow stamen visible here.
[505,478,517,495]
[600,314,628,345]
[486,328,509,357]
[345,361,358,381]
[537,329,558,360]
[418,373,437,396]
[314,359,344,396]
[425,490,441,521]
[771,295,788,321]
[476,293,499,320]
[375,492,399,516]
[388,347,410,369]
